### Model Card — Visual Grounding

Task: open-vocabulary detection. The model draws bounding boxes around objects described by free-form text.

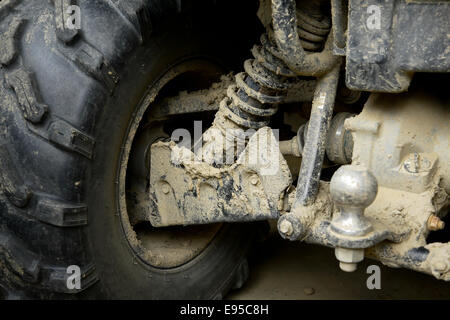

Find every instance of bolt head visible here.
[162,183,170,194]
[250,174,259,186]
[279,220,293,236]
[277,213,304,241]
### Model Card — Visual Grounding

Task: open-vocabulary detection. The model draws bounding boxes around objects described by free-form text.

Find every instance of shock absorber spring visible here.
[296,10,331,52]
[217,34,295,132]
[201,8,331,164]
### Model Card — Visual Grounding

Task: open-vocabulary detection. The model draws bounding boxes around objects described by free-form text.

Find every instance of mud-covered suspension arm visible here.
[293,64,340,207]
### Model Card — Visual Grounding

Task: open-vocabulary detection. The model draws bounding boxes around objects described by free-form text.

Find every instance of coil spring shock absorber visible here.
[219,34,294,130]
[201,10,331,164]
[296,10,331,52]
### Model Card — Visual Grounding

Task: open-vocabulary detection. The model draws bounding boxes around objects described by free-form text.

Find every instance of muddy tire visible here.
[0,0,263,299]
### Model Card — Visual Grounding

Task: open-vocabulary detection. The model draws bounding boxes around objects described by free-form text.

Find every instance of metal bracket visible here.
[148,127,292,227]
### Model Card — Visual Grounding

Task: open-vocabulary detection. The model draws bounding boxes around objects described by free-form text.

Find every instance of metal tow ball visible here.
[329,165,378,272]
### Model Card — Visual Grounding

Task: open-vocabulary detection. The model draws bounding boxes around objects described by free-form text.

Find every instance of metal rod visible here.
[294,64,341,207]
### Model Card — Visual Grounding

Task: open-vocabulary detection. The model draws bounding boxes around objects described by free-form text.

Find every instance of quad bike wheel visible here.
[0,0,264,299]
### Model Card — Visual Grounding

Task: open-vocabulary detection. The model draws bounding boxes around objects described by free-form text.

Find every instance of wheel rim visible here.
[117,58,225,269]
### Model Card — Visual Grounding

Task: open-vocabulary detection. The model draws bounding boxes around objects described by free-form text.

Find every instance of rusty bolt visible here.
[427,215,445,231]
[279,220,293,236]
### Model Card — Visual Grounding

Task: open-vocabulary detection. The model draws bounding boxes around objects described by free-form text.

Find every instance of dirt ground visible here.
[227,234,450,300]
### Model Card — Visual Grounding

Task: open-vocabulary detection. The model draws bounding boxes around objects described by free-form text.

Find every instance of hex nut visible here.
[335,247,364,264]
[277,214,304,241]
[427,215,445,231]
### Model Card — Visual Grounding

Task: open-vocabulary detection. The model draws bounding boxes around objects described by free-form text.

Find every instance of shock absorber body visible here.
[200,8,331,165]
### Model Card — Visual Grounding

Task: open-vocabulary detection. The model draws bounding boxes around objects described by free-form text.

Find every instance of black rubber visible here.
[0,0,263,299]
